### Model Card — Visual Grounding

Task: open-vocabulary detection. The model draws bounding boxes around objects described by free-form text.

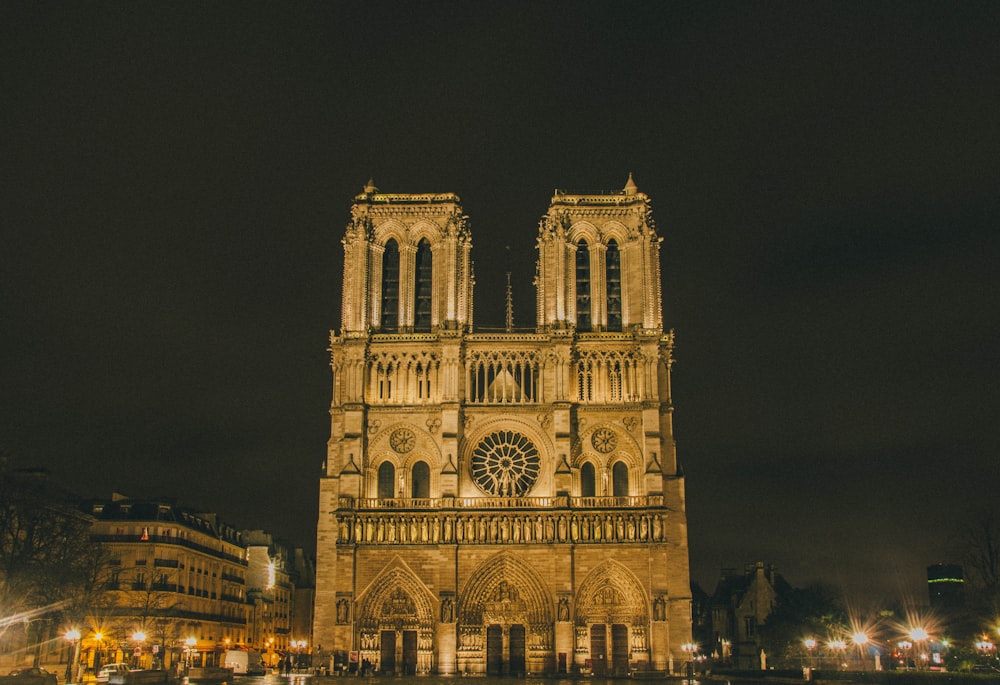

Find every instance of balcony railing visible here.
[90,534,247,565]
[342,495,663,510]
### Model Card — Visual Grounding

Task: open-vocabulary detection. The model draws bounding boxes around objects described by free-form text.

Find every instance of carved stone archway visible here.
[356,561,436,673]
[457,553,554,673]
[574,560,650,669]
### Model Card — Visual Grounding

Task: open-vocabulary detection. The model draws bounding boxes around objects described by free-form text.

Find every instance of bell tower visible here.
[340,180,474,335]
[535,173,663,333]
[316,177,690,677]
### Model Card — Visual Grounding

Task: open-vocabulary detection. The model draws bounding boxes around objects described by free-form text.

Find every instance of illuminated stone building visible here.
[314,176,691,675]
[87,496,250,669]
[85,497,301,670]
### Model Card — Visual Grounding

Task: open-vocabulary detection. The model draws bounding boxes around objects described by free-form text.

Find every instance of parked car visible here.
[4,667,58,685]
[97,663,131,683]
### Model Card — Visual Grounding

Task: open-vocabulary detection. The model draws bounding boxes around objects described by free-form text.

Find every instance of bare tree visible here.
[0,460,112,664]
[960,506,1000,618]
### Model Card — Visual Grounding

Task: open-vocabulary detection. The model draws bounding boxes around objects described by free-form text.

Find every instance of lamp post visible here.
[803,638,817,671]
[185,637,197,670]
[94,632,104,674]
[681,643,698,678]
[293,640,307,672]
[852,632,869,670]
[132,631,146,670]
[909,627,928,670]
[827,640,847,670]
[65,630,81,684]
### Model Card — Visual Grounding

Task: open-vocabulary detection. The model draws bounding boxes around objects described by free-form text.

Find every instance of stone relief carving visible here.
[336,512,666,545]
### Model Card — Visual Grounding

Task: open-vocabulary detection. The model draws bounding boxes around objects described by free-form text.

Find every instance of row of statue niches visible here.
[337,512,666,544]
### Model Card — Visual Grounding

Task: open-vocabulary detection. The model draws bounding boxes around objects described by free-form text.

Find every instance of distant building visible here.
[926,563,964,611]
[706,563,785,669]
[314,177,691,676]
[84,495,307,671]
[243,530,296,665]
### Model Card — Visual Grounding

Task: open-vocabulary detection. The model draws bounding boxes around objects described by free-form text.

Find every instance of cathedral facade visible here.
[313,176,691,675]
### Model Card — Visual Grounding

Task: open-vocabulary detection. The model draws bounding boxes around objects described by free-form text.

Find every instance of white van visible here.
[223,650,266,676]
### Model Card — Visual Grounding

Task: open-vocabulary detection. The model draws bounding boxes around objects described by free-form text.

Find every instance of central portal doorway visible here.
[379,630,417,674]
[485,624,526,675]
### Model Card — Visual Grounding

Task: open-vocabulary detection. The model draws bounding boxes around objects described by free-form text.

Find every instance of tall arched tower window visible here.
[411,461,430,498]
[380,239,400,332]
[576,240,591,330]
[580,462,596,497]
[606,239,622,331]
[612,461,628,497]
[414,238,433,332]
[378,461,396,499]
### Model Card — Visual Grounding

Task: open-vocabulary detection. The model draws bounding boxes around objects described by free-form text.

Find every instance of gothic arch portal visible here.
[355,559,436,673]
[457,552,554,669]
[574,560,650,660]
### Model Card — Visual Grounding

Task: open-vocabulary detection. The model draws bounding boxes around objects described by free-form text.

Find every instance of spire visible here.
[363,177,378,194]
[505,245,514,332]
[624,172,638,195]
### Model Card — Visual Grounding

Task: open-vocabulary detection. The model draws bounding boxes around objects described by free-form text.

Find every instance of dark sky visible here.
[3,2,998,603]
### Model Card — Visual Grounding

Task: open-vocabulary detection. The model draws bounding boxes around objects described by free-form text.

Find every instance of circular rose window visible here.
[470,430,540,497]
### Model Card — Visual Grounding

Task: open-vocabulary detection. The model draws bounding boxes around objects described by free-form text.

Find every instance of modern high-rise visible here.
[314,176,691,675]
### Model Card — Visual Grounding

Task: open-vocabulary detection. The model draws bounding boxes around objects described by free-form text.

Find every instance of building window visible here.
[411,461,430,498]
[577,358,594,402]
[378,462,395,499]
[744,616,756,638]
[576,240,591,330]
[380,239,400,332]
[608,359,623,402]
[414,239,432,332]
[612,461,629,497]
[606,239,622,331]
[580,462,596,497]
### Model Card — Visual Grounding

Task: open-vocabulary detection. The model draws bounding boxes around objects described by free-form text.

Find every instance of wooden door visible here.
[590,624,607,675]
[379,630,395,674]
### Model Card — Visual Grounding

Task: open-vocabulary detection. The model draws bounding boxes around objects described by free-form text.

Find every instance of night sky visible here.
[3,2,998,603]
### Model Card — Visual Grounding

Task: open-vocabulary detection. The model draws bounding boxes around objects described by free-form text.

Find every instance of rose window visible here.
[470,430,540,497]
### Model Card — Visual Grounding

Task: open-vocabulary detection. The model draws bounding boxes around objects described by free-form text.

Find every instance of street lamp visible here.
[681,643,698,678]
[852,632,869,670]
[94,632,104,673]
[909,627,929,669]
[185,637,197,669]
[65,629,81,684]
[827,640,847,670]
[803,638,817,670]
[131,632,146,669]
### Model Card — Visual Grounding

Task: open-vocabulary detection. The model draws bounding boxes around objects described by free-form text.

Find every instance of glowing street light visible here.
[64,629,81,684]
[185,637,197,668]
[131,632,145,669]
[908,627,929,669]
[803,638,817,669]
[681,643,699,678]
[852,632,870,670]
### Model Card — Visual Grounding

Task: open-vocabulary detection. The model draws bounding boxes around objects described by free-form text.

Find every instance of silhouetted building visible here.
[707,562,786,669]
[926,563,964,611]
